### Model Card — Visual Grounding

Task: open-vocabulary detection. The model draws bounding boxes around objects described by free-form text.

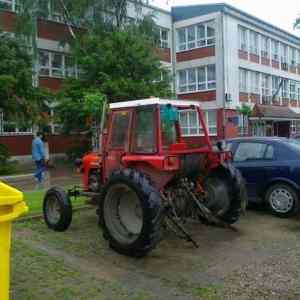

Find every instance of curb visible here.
[0,173,34,182]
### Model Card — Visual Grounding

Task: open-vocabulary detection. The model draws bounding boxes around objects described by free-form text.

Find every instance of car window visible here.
[265,145,274,160]
[234,142,268,162]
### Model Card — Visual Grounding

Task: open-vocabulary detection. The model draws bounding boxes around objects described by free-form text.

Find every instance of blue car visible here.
[226,137,300,218]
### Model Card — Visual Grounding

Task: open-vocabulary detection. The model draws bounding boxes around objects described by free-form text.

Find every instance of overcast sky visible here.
[150,0,300,36]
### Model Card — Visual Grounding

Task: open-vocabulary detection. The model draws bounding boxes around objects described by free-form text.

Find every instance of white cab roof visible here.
[109,98,202,109]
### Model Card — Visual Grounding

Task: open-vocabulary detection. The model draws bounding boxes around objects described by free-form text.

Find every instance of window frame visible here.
[159,27,169,49]
[38,49,78,79]
[0,111,33,136]
[249,31,259,55]
[178,109,217,137]
[239,26,248,52]
[177,65,216,94]
[176,20,216,52]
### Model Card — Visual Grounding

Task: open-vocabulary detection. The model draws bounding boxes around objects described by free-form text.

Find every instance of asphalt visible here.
[1,165,81,192]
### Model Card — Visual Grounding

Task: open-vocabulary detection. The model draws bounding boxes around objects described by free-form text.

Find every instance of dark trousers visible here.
[34,160,45,183]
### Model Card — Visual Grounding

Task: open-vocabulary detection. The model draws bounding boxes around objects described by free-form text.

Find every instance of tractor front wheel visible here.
[43,187,73,231]
[99,169,163,258]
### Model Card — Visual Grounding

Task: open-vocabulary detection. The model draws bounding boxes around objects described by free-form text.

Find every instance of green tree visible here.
[0,33,48,126]
[58,25,172,133]
[236,104,252,136]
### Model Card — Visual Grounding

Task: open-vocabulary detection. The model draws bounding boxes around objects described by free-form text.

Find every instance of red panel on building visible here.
[38,19,81,42]
[291,100,297,107]
[156,48,171,63]
[176,46,215,62]
[250,54,259,64]
[250,94,260,104]
[282,99,289,107]
[39,77,64,92]
[0,11,16,32]
[272,60,280,69]
[216,109,239,139]
[261,57,270,66]
[238,50,248,60]
[178,91,216,102]
[239,92,249,102]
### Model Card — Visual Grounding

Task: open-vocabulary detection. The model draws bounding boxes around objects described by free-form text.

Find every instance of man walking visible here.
[32,132,45,184]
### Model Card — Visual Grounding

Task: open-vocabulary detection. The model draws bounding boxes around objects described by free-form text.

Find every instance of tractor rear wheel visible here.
[204,164,247,225]
[99,169,163,258]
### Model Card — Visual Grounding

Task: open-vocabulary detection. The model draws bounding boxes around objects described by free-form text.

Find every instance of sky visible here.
[149,0,300,36]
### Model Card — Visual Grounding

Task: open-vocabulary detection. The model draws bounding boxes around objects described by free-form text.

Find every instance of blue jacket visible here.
[32,137,45,161]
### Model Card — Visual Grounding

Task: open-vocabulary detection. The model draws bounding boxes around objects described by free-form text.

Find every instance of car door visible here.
[232,141,275,202]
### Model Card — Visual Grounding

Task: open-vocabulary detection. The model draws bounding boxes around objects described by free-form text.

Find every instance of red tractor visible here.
[43,98,246,257]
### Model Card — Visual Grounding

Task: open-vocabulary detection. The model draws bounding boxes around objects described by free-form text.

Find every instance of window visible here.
[239,26,248,51]
[234,142,268,162]
[0,112,32,135]
[132,107,156,153]
[290,81,297,100]
[272,76,280,101]
[261,74,270,104]
[177,20,216,52]
[38,50,77,78]
[178,28,186,51]
[159,27,169,49]
[239,69,248,92]
[298,50,300,68]
[50,0,64,22]
[249,31,259,55]
[0,0,12,10]
[271,40,279,61]
[110,111,130,149]
[250,71,260,94]
[179,110,217,136]
[281,44,288,67]
[290,47,296,66]
[261,74,270,96]
[282,79,289,99]
[0,0,19,11]
[298,87,300,101]
[177,65,216,93]
[261,36,269,58]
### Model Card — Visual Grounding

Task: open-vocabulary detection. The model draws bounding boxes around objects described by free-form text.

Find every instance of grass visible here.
[23,190,86,216]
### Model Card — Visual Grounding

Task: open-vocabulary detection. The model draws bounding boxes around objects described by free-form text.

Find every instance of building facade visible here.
[1,2,300,158]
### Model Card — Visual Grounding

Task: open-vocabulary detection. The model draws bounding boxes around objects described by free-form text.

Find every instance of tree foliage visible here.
[295,15,300,30]
[0,33,48,125]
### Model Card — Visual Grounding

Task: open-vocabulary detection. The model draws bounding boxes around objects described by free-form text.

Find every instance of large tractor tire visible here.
[99,169,163,258]
[43,187,73,231]
[204,163,247,225]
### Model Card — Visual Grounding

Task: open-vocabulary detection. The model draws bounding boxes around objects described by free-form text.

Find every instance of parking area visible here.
[11,207,300,300]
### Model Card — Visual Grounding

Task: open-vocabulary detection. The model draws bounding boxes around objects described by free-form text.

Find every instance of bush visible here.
[0,144,16,175]
[66,143,92,162]
[0,143,10,164]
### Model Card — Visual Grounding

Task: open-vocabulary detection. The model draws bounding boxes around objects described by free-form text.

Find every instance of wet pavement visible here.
[1,164,81,192]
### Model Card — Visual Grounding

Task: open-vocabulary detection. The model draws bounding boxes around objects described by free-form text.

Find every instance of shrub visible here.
[0,144,16,175]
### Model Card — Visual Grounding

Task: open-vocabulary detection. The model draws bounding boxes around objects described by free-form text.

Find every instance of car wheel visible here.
[265,183,300,218]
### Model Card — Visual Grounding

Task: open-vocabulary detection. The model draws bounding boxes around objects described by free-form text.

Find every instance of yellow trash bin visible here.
[0,182,28,300]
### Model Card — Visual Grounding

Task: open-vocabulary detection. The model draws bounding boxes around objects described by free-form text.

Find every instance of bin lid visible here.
[0,182,23,206]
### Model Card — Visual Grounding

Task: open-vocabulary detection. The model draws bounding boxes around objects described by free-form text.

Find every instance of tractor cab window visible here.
[160,105,178,148]
[132,107,157,153]
[110,111,130,149]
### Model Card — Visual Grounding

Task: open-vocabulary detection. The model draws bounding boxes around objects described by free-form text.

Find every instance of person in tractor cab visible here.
[32,132,45,184]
